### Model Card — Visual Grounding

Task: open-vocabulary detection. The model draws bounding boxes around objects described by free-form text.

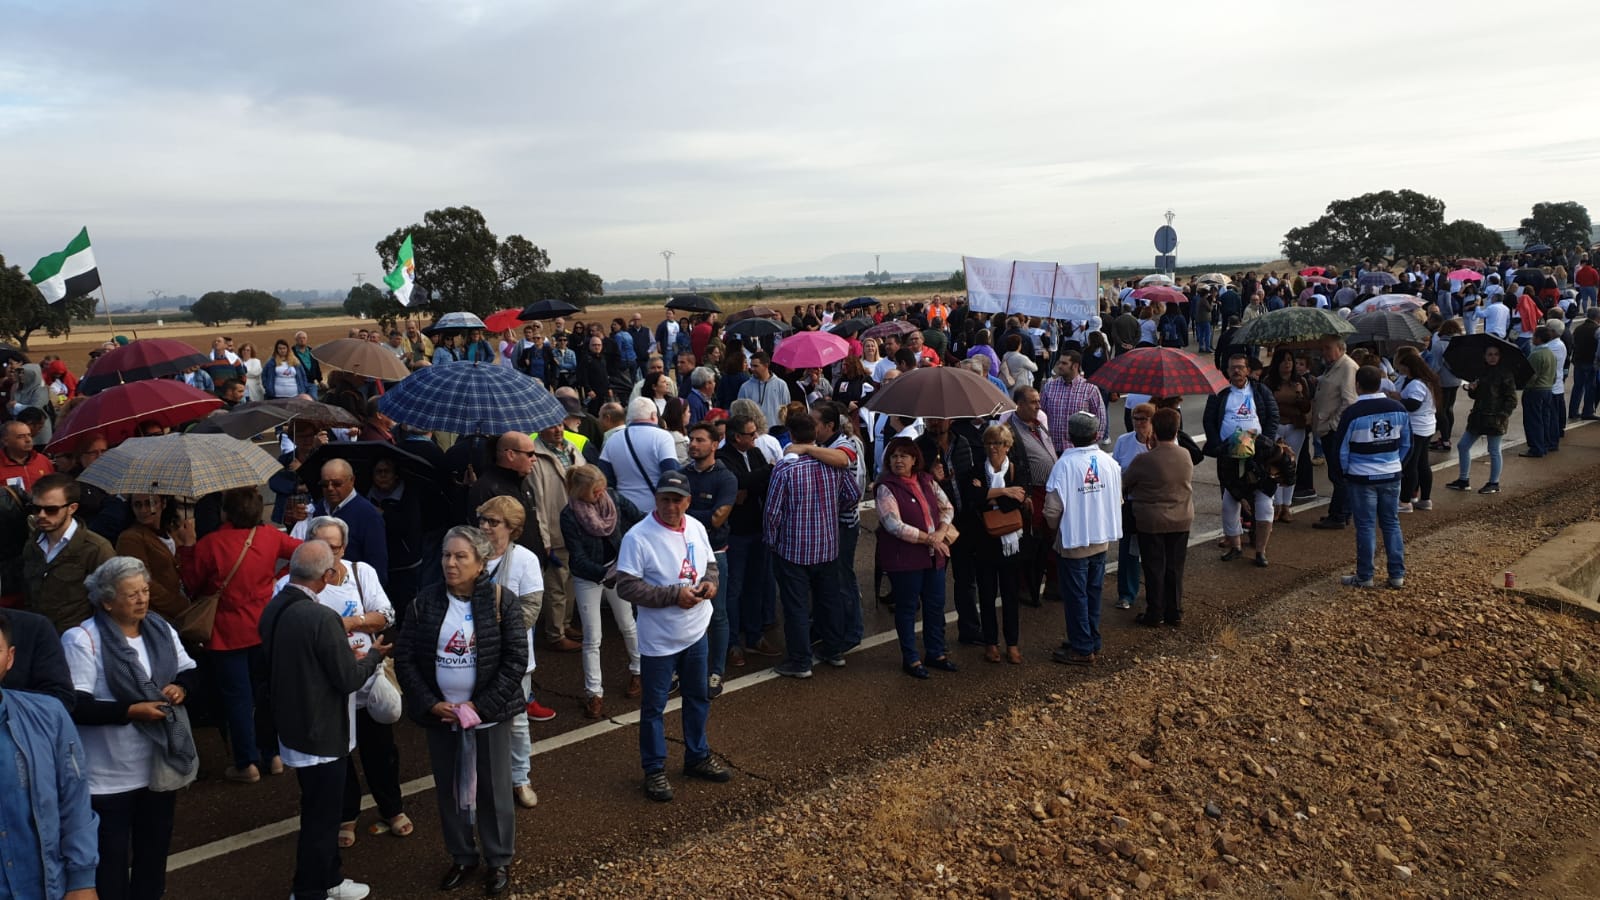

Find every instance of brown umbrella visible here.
[234,398,360,429]
[311,338,410,381]
[725,305,784,324]
[862,366,1015,419]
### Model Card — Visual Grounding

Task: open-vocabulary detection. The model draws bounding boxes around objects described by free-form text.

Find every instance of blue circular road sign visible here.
[1154,225,1178,254]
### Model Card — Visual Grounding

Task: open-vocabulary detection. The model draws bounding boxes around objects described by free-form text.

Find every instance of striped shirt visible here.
[1040,375,1106,452]
[762,454,862,565]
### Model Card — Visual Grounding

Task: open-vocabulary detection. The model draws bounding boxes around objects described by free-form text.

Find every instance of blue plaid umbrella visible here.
[1357,270,1399,288]
[378,361,567,435]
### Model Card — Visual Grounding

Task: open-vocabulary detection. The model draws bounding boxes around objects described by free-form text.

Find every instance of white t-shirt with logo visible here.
[616,513,714,657]
[1220,385,1262,437]
[436,596,479,704]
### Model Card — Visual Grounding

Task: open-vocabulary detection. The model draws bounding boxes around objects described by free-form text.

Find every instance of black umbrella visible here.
[190,406,294,439]
[518,298,581,321]
[1443,333,1534,388]
[829,318,871,337]
[1349,311,1430,345]
[1513,267,1547,287]
[0,343,25,366]
[666,294,720,314]
[843,296,880,310]
[299,441,443,500]
[725,318,790,339]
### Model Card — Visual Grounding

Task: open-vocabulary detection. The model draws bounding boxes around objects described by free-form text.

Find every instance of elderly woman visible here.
[116,494,195,622]
[396,526,527,896]
[177,486,301,783]
[728,398,783,464]
[368,456,426,614]
[958,425,1029,664]
[474,496,544,811]
[1110,403,1156,609]
[1123,409,1196,627]
[559,465,644,720]
[63,557,199,900]
[277,516,407,847]
[876,438,957,679]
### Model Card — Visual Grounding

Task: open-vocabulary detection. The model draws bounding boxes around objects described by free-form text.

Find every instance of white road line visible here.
[168,419,1582,872]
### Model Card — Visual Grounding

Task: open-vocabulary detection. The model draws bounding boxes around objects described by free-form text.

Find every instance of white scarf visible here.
[985,457,1021,557]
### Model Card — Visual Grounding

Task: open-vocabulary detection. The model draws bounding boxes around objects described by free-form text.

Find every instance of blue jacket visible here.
[310,493,390,586]
[1336,394,1411,483]
[0,689,98,897]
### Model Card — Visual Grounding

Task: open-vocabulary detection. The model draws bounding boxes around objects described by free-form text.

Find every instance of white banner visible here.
[963,256,1102,320]
[1008,261,1059,319]
[963,256,1014,315]
[1050,262,1100,321]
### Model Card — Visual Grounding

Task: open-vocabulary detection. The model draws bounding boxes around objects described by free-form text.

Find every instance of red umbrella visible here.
[79,338,209,396]
[48,380,222,453]
[483,308,524,333]
[1302,275,1336,286]
[1298,266,1327,276]
[772,332,849,370]
[1088,347,1228,398]
[1131,285,1185,305]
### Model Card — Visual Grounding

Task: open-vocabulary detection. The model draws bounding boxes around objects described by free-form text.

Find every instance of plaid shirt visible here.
[763,453,861,565]
[1040,374,1106,452]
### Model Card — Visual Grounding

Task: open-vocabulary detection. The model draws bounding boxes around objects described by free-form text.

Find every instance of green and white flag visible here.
[27,227,101,303]
[383,234,416,306]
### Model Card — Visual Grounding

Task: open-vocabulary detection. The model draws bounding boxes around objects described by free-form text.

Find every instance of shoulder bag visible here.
[175,527,254,645]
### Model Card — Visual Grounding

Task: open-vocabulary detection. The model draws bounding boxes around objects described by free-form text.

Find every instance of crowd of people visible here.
[0,243,1592,899]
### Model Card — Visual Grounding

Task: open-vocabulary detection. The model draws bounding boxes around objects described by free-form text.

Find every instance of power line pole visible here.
[352,272,365,285]
[660,250,674,290]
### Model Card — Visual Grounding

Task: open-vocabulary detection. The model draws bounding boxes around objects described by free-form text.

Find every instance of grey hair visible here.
[689,366,717,390]
[306,516,348,547]
[728,398,767,433]
[84,557,151,607]
[289,540,336,581]
[625,396,659,424]
[443,525,493,564]
[960,358,987,377]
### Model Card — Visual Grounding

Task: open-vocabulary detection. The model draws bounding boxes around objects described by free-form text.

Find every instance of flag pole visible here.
[98,285,115,334]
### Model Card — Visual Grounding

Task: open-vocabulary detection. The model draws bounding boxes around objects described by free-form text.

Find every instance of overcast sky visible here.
[2,0,1595,299]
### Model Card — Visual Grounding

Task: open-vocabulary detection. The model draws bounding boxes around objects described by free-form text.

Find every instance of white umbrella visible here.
[1138,273,1175,287]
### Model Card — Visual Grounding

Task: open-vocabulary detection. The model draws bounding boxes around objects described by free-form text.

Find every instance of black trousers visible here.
[343,708,404,822]
[975,554,1022,647]
[949,537,982,643]
[1137,531,1189,624]
[92,788,177,900]
[293,758,348,900]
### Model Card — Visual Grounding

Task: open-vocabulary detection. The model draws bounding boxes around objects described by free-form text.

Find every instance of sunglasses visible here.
[505,448,535,458]
[27,503,70,516]
[477,516,505,528]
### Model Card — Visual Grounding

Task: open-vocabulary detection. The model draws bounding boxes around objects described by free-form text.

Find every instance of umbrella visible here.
[772,332,850,370]
[47,380,222,453]
[1302,275,1336,286]
[1131,285,1186,305]
[422,311,487,336]
[190,405,293,440]
[0,343,26,366]
[1455,258,1486,270]
[1348,311,1431,345]
[1231,307,1356,346]
[1513,267,1547,287]
[1523,243,1552,254]
[1447,269,1484,282]
[864,366,1014,419]
[79,338,209,396]
[1352,295,1425,314]
[234,398,361,429]
[78,433,283,499]
[518,298,581,321]
[1196,273,1232,286]
[843,296,880,310]
[666,294,720,314]
[311,338,410,382]
[1443,333,1534,388]
[1298,266,1327,276]
[725,306,783,324]
[298,441,443,500]
[483,308,525,333]
[1087,347,1228,397]
[1357,271,1400,288]
[378,360,567,434]
[829,318,871,338]
[725,318,790,339]
[1138,274,1174,287]
[862,320,919,341]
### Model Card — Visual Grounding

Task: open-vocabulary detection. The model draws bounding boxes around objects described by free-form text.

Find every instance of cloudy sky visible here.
[2,0,1595,299]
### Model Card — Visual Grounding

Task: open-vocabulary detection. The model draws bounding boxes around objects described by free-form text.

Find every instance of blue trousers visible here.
[707,550,729,677]
[1350,481,1405,583]
[724,533,767,648]
[639,634,710,774]
[889,567,947,667]
[210,645,277,769]
[1057,551,1106,655]
[1116,533,1140,604]
[836,523,864,650]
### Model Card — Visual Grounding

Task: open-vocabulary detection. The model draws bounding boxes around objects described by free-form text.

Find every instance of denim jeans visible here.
[1457,431,1503,483]
[1116,533,1140,604]
[724,533,766,648]
[638,634,710,774]
[772,554,843,670]
[707,550,729,677]
[210,645,276,769]
[509,673,533,787]
[888,567,947,667]
[836,524,863,650]
[574,576,640,698]
[1349,481,1405,583]
[1057,551,1106,655]
[1195,321,1213,353]
[1581,286,1598,312]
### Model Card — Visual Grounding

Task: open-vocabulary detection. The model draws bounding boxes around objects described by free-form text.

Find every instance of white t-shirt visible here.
[270,361,300,397]
[435,596,479,704]
[1549,340,1568,396]
[616,513,714,657]
[1399,377,1437,437]
[275,560,392,657]
[600,424,679,511]
[486,547,542,675]
[1219,385,1262,436]
[871,357,896,384]
[63,619,197,795]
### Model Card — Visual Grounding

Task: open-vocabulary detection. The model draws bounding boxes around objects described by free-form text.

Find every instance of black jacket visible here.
[260,584,382,759]
[396,576,527,729]
[716,444,771,536]
[1203,380,1281,455]
[559,491,644,584]
[467,464,548,560]
[0,607,75,711]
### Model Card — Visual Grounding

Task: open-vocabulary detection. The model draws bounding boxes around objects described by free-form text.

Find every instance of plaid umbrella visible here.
[666,294,720,313]
[378,360,566,434]
[1231,307,1355,346]
[312,338,410,381]
[864,366,1014,419]
[79,338,209,396]
[1088,347,1228,397]
[1357,271,1400,288]
[78,433,283,499]
[1348,311,1430,345]
[772,332,849,370]
[48,380,222,453]
[235,398,360,429]
[1444,333,1534,388]
[517,299,581,321]
[862,320,919,341]
[725,318,789,339]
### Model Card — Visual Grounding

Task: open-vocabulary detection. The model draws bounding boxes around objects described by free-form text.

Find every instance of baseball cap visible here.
[655,470,691,497]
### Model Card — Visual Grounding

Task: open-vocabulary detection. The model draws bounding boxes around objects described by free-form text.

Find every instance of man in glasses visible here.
[288,460,389,588]
[20,473,115,633]
[715,414,776,662]
[467,433,564,647]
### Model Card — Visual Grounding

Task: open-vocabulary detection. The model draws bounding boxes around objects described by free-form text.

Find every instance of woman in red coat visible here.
[178,487,301,783]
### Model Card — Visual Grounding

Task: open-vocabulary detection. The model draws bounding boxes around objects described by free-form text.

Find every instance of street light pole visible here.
[660,250,674,290]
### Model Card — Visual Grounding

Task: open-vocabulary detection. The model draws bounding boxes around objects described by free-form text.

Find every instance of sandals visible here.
[369,813,414,838]
[338,823,358,849]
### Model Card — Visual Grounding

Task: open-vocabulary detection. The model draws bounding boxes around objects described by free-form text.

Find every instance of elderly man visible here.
[289,460,388,586]
[903,329,941,367]
[1040,352,1106,452]
[615,471,729,802]
[530,423,580,650]
[686,366,717,424]
[1043,413,1122,667]
[736,352,791,428]
[22,474,115,633]
[261,541,389,900]
[598,398,680,513]
[467,431,552,564]
[1335,366,1410,590]
[0,419,53,491]
[1311,337,1359,530]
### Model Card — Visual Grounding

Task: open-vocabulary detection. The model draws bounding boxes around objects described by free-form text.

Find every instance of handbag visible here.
[174,527,254,645]
[982,507,1024,537]
[360,660,404,725]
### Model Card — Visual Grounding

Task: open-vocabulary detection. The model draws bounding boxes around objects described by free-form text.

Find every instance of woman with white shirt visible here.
[1392,348,1439,513]
[474,496,544,811]
[237,342,265,402]
[265,339,310,399]
[64,557,198,900]
[283,517,408,848]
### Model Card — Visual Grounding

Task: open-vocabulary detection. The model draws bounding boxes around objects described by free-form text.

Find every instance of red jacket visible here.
[178,523,301,650]
[1576,265,1600,289]
[0,451,54,492]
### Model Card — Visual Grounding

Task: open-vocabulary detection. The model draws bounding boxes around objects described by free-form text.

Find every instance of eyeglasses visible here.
[477,516,505,528]
[322,479,349,488]
[26,503,70,516]
[736,429,758,438]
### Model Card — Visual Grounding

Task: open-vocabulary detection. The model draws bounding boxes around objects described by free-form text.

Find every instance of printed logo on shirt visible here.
[678,554,699,584]
[1080,457,1103,494]
[442,630,474,658]
[1371,418,1395,440]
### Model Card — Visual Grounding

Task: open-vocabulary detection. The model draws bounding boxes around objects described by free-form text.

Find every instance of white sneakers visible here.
[292,878,370,900]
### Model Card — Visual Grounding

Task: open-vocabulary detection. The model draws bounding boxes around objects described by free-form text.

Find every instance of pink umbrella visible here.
[1131,285,1185,305]
[1447,268,1484,282]
[1298,266,1327,276]
[772,331,850,370]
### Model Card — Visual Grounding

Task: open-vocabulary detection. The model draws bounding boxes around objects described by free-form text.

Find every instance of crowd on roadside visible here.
[0,242,1592,900]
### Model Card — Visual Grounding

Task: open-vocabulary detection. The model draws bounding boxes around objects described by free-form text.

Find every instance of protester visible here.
[1310,337,1359,530]
[1336,366,1411,589]
[681,423,737,696]
[716,413,776,662]
[1110,403,1154,608]
[0,419,54,491]
[22,473,116,633]
[560,465,644,718]
[1263,349,1313,522]
[1205,355,1281,567]
[1392,347,1439,512]
[1519,326,1560,457]
[598,398,682,515]
[1446,344,1518,495]
[960,425,1028,663]
[1039,352,1106,452]
[875,437,957,679]
[1122,408,1195,626]
[529,424,579,652]
[1043,413,1122,666]
[116,495,193,622]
